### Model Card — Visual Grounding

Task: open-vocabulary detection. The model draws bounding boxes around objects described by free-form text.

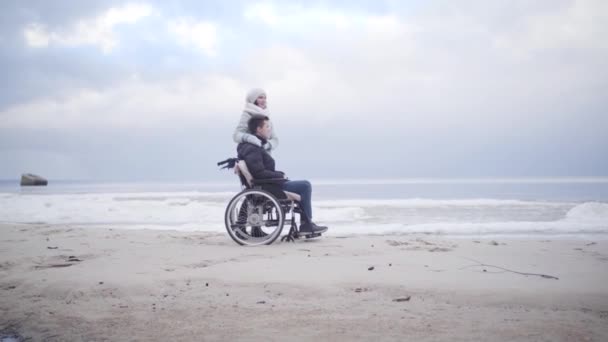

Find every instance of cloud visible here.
[0,74,244,129]
[23,23,50,47]
[23,3,153,53]
[243,3,280,27]
[491,0,608,58]
[167,18,218,56]
[2,0,607,179]
[243,2,404,36]
[6,0,607,131]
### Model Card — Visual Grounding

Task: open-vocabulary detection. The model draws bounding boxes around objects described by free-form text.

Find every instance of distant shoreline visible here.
[2,176,608,185]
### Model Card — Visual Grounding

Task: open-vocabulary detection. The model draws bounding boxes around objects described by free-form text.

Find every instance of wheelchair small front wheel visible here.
[224,189,285,246]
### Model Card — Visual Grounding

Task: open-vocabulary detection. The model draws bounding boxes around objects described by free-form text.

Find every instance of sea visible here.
[1,178,607,239]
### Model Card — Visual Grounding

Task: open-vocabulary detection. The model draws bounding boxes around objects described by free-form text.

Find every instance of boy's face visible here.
[256,121,271,140]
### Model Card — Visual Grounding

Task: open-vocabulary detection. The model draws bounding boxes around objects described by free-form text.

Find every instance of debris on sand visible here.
[429,247,451,252]
[34,264,73,269]
[386,240,409,247]
[393,296,411,302]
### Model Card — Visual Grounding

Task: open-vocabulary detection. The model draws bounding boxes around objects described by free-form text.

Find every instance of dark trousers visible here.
[282,180,313,220]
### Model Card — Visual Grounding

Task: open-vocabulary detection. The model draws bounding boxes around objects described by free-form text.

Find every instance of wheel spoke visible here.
[225,190,285,246]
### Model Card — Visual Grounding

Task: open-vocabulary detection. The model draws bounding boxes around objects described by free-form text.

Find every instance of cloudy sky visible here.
[0,0,606,181]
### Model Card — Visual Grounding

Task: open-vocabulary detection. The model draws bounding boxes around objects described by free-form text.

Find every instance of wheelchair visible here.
[218,158,323,246]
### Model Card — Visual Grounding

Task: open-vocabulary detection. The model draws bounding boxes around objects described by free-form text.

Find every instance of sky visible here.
[0,0,607,181]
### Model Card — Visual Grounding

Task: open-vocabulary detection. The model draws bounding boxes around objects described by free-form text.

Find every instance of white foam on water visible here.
[565,201,608,222]
[320,202,608,236]
[1,191,606,237]
[310,177,608,185]
[315,198,573,207]
[0,191,231,227]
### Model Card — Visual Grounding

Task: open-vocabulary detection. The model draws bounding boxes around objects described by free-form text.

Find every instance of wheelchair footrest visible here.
[280,225,323,242]
[301,232,322,239]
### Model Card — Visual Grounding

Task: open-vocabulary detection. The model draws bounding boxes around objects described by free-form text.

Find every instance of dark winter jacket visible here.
[237,137,285,180]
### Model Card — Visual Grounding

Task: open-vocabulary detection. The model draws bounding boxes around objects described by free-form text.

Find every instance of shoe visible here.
[251,226,268,238]
[299,221,328,234]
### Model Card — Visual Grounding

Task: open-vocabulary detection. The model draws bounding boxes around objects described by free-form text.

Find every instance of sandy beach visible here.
[1,223,607,341]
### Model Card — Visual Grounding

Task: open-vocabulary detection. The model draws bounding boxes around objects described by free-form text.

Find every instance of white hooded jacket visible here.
[232,88,279,153]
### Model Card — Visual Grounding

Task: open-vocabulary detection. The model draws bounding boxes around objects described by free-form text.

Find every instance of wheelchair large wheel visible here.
[224,189,285,246]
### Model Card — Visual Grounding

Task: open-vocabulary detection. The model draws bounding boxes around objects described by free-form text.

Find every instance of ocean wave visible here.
[565,202,608,222]
[0,191,606,236]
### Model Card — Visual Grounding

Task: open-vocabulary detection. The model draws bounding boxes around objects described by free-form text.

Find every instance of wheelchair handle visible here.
[217,157,239,170]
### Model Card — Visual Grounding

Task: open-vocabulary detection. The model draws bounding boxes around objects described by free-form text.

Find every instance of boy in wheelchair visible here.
[237,114,328,235]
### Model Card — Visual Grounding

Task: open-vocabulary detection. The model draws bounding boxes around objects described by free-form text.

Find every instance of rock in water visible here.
[20,173,48,186]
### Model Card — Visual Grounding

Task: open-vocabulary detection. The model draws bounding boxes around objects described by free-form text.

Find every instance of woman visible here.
[233,88,279,153]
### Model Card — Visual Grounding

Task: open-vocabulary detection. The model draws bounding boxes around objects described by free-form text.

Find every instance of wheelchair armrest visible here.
[251,178,287,185]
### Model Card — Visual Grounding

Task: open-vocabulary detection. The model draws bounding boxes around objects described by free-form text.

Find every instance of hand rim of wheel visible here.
[224,189,285,246]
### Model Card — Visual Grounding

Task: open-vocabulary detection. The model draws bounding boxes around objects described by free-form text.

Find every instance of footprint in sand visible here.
[428,247,452,252]
[387,239,453,252]
[33,254,91,270]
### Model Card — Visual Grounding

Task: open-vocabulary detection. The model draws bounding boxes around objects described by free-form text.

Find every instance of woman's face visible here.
[257,120,271,140]
[254,94,267,109]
